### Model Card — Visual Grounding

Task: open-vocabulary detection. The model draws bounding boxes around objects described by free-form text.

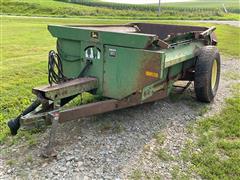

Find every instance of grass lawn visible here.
[2,0,240,20]
[0,16,240,178]
[181,84,240,179]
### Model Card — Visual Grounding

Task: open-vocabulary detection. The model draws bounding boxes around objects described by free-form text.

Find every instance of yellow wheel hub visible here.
[211,59,218,89]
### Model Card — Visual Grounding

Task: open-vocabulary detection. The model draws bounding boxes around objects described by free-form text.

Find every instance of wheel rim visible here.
[211,59,218,89]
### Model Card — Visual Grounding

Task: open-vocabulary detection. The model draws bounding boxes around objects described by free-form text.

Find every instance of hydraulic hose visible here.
[48,50,68,85]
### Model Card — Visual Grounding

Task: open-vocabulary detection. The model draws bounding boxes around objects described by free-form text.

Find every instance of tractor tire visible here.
[194,46,221,102]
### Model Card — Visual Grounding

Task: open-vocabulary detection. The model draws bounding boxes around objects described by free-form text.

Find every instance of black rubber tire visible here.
[194,46,221,102]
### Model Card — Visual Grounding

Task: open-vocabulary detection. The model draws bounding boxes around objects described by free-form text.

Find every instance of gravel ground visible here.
[0,57,239,180]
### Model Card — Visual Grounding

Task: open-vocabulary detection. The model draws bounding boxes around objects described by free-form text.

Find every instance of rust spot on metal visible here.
[136,53,162,90]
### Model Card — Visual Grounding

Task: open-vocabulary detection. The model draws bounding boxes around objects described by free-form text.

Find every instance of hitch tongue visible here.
[8,77,98,135]
[7,99,41,135]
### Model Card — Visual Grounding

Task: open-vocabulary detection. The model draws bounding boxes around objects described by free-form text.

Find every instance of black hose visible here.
[48,50,68,85]
[48,50,92,85]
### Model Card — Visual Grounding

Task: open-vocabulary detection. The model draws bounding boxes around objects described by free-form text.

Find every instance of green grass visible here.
[156,148,173,161]
[171,165,189,179]
[0,16,239,143]
[215,25,240,57]
[130,170,143,180]
[6,159,17,166]
[2,0,146,18]
[181,84,240,179]
[74,0,240,12]
[223,71,240,80]
[154,132,166,145]
[130,169,162,180]
[65,0,240,20]
[2,0,240,20]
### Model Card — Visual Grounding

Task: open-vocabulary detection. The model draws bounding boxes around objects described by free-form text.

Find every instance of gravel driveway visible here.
[0,57,239,179]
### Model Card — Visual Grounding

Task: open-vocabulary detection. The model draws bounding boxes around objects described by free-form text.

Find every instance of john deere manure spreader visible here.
[8,23,220,156]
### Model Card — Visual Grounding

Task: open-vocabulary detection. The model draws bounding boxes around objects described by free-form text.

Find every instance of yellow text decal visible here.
[145,71,159,78]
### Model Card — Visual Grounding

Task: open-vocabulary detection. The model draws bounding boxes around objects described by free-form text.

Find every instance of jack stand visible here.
[41,113,59,158]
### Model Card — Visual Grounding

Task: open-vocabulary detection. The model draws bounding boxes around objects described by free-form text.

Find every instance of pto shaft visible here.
[7,99,41,135]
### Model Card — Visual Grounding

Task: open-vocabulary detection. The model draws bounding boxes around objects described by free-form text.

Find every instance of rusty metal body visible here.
[8,23,218,156]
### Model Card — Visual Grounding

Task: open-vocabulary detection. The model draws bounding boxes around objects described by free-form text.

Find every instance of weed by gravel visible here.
[154,132,166,145]
[156,148,173,161]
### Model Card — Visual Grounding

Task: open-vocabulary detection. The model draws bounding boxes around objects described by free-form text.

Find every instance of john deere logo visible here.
[85,46,101,60]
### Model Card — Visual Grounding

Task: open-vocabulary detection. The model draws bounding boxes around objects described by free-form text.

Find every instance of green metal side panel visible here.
[163,42,203,68]
[58,39,82,78]
[103,46,165,99]
[48,25,157,49]
[58,38,105,94]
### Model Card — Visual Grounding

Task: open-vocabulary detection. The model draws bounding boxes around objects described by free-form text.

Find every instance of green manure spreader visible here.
[8,23,220,156]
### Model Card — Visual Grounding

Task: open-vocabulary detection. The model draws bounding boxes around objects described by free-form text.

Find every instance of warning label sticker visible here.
[145,71,159,78]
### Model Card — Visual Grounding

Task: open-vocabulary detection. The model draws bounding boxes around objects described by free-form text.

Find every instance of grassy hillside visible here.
[164,0,239,9]
[65,0,240,18]
[2,0,240,20]
[74,0,240,12]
